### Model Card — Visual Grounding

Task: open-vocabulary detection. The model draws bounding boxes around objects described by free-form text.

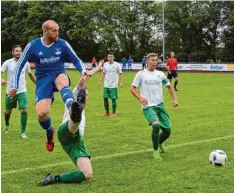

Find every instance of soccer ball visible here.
[209,150,227,166]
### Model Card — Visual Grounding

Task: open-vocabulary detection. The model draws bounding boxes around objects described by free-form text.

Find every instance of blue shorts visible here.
[167,70,178,79]
[35,73,70,103]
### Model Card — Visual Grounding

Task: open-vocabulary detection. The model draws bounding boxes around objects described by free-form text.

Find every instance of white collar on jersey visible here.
[41,37,55,48]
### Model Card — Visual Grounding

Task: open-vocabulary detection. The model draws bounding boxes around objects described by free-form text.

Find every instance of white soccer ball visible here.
[209,150,227,166]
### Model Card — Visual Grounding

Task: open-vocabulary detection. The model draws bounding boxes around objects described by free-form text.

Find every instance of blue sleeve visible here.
[64,41,85,73]
[12,43,32,89]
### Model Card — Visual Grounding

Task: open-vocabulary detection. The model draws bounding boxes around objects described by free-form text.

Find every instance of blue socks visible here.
[39,117,53,137]
[60,86,74,109]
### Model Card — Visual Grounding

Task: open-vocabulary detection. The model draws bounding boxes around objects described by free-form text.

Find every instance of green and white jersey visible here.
[103,61,122,88]
[1,58,31,94]
[131,69,170,108]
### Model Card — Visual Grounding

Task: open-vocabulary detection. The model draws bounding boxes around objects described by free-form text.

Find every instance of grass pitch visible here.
[1,71,234,193]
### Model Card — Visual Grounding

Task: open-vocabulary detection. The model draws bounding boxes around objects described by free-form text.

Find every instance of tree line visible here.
[1,1,234,63]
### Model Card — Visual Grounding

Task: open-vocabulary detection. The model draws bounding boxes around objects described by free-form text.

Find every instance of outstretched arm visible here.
[64,41,87,74]
[77,60,104,90]
[68,61,104,134]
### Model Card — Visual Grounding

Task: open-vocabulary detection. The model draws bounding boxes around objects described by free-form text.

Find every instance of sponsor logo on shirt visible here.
[38,51,43,56]
[145,80,160,85]
[40,56,60,64]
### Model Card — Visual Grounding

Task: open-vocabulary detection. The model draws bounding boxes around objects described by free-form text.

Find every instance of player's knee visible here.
[20,109,27,113]
[37,111,49,120]
[5,110,12,115]
[80,169,93,180]
[55,74,69,91]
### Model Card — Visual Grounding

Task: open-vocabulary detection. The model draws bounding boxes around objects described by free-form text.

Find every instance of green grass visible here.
[1,71,234,193]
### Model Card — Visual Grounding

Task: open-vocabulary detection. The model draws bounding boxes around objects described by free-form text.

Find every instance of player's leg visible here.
[167,72,172,83]
[110,88,118,117]
[51,157,92,184]
[143,107,162,161]
[20,109,28,138]
[3,94,17,133]
[157,103,171,153]
[41,120,91,186]
[35,76,57,151]
[17,92,29,138]
[56,73,84,123]
[159,128,170,153]
[111,99,117,117]
[36,98,55,151]
[4,110,11,133]
[174,72,179,91]
[55,73,74,110]
[101,88,110,116]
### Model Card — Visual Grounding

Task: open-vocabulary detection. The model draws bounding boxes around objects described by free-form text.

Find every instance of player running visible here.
[1,45,36,138]
[130,53,178,161]
[167,51,179,91]
[98,52,123,117]
[40,61,103,186]
[9,20,90,151]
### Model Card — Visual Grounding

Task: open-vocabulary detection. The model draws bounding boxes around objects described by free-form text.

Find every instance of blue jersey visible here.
[122,59,127,65]
[13,38,85,89]
[142,56,147,63]
[128,58,133,65]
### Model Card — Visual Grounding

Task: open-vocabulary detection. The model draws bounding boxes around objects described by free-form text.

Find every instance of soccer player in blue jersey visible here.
[127,56,133,71]
[121,57,127,71]
[9,20,90,152]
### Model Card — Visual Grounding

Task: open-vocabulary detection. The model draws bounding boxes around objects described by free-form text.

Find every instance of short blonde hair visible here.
[147,53,158,59]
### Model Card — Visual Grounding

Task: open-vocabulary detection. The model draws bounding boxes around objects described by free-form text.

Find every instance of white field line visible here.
[2,135,234,175]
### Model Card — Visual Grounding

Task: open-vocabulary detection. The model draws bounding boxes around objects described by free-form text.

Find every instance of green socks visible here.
[112,99,117,113]
[104,98,117,114]
[104,98,109,113]
[159,129,170,153]
[52,171,86,183]
[5,112,10,126]
[21,112,27,134]
[159,129,171,144]
[152,124,160,150]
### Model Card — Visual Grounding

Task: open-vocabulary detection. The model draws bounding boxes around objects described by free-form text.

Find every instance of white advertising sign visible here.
[65,62,234,72]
